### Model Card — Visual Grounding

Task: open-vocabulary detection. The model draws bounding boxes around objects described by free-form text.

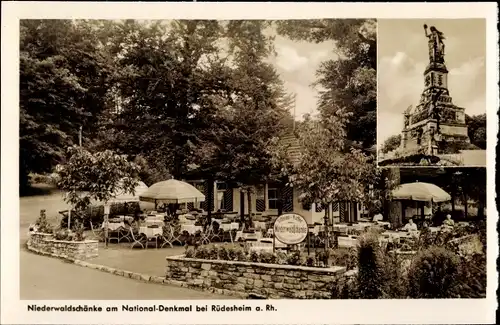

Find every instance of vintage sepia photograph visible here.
[20,18,380,300]
[2,2,497,325]
[18,18,486,302]
[377,19,486,167]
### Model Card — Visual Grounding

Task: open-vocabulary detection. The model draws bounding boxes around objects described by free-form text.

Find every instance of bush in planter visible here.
[305,255,316,267]
[285,250,302,266]
[249,251,260,263]
[194,246,208,259]
[329,248,357,270]
[227,246,238,261]
[54,228,72,241]
[207,245,219,260]
[217,245,229,260]
[235,248,248,262]
[314,250,329,267]
[407,246,460,298]
[185,246,195,258]
[259,252,277,264]
[34,210,53,234]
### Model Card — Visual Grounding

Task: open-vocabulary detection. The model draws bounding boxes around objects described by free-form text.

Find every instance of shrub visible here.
[73,223,86,241]
[249,251,260,263]
[275,251,288,265]
[305,255,316,267]
[285,250,302,266]
[227,246,238,261]
[54,228,71,241]
[329,248,357,270]
[34,210,53,234]
[453,254,486,298]
[207,245,218,260]
[217,245,229,260]
[194,246,208,259]
[185,246,195,258]
[235,249,247,262]
[407,246,460,298]
[314,250,328,267]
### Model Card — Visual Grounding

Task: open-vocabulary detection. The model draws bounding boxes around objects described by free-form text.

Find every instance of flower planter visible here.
[27,232,98,260]
[166,255,348,299]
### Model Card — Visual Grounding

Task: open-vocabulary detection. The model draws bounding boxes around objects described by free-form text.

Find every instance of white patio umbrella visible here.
[392,182,451,203]
[139,179,205,206]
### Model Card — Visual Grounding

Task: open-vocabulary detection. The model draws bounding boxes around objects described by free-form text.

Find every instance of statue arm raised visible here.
[423,24,430,38]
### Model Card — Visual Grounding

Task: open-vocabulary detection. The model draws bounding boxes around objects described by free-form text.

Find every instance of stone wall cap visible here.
[49,239,99,244]
[166,255,346,274]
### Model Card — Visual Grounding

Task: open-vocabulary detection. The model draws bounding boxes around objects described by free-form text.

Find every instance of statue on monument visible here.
[424,24,445,63]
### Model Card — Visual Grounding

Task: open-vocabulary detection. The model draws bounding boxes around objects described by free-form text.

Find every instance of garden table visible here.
[139,226,162,238]
[113,215,134,223]
[351,222,372,231]
[219,222,239,232]
[103,222,125,231]
[333,224,348,234]
[375,221,391,228]
[145,219,164,226]
[234,231,262,242]
[253,221,267,230]
[337,235,358,248]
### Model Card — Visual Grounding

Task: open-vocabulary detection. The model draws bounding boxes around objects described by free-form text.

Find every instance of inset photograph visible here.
[377,19,486,167]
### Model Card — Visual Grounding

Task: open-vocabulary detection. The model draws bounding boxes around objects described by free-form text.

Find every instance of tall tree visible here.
[275,19,377,148]
[270,111,374,247]
[20,20,114,192]
[465,114,486,149]
[381,134,402,154]
[98,20,231,179]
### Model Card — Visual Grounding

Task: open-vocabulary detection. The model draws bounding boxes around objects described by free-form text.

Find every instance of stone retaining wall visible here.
[166,255,348,299]
[27,232,98,260]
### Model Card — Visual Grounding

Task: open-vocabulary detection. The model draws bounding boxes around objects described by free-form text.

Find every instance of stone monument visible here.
[400,24,469,155]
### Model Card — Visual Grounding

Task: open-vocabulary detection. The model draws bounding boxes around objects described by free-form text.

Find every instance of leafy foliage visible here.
[272,112,374,212]
[56,146,140,211]
[20,20,115,192]
[465,114,486,149]
[381,134,401,154]
[407,246,460,298]
[33,210,53,234]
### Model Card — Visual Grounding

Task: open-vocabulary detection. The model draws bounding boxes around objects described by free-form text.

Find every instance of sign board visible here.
[273,213,308,245]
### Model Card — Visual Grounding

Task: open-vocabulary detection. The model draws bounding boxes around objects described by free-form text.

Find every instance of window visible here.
[268,188,278,210]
